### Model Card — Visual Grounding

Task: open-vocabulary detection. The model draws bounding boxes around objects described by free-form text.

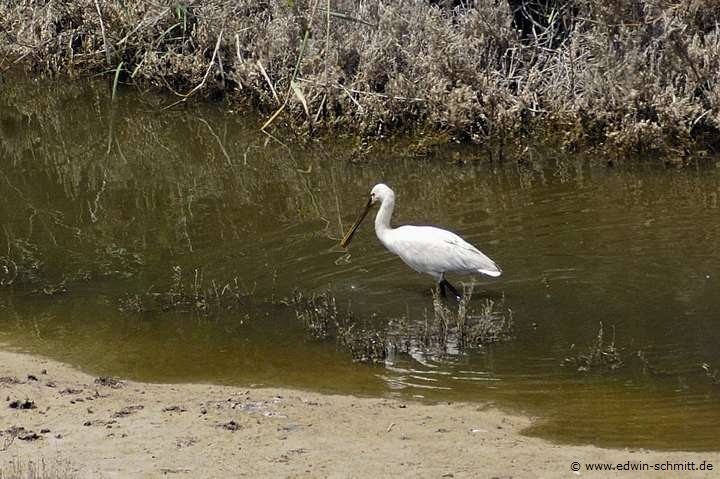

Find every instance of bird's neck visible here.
[374,197,395,240]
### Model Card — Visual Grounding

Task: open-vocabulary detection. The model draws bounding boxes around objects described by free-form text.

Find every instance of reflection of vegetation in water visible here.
[0,233,143,290]
[0,74,516,302]
[290,290,337,341]
[290,287,514,364]
[0,75,357,297]
[1,240,39,286]
[290,290,389,363]
[0,257,18,287]
[2,74,719,307]
[701,362,720,385]
[117,266,248,315]
[421,286,515,353]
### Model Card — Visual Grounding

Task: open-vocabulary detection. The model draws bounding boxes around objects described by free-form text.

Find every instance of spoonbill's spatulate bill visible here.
[340,184,501,299]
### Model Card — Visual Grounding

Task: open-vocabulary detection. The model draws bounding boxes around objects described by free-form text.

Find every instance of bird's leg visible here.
[440,278,462,301]
[438,280,447,298]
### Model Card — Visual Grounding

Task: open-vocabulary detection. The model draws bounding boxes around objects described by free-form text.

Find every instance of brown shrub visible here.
[1,0,718,158]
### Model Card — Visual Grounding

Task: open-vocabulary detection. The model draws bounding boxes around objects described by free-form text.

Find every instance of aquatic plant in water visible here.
[563,322,623,373]
[117,266,248,315]
[420,285,515,354]
[290,286,515,364]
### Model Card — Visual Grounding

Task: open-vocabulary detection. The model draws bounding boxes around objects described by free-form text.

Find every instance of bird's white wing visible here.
[385,225,502,277]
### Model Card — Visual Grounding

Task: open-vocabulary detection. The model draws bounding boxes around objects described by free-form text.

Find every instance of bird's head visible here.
[369,183,394,205]
[340,183,394,248]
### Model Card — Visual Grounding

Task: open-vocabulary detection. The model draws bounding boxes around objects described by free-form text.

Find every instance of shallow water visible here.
[1,75,720,450]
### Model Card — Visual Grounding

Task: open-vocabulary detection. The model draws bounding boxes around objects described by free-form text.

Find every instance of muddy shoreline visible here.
[1,349,717,478]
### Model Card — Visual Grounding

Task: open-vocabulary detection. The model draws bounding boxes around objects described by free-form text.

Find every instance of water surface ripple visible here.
[1,76,719,450]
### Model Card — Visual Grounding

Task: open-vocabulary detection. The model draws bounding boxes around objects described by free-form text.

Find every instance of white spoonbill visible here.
[340,183,501,299]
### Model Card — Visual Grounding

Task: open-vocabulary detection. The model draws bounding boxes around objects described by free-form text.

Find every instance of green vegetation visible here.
[1,1,718,160]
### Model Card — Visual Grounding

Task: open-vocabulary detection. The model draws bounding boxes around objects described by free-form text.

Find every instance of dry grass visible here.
[1,1,718,160]
[0,458,75,479]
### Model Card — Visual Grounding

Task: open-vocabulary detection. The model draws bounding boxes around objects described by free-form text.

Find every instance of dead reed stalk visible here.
[1,0,718,160]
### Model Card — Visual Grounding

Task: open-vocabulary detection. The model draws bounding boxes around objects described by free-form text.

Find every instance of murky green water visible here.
[1,74,720,450]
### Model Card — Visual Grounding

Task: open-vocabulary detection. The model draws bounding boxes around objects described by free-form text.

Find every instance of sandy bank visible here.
[0,349,717,478]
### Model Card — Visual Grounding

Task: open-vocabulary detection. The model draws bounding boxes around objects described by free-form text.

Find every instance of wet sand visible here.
[0,349,717,478]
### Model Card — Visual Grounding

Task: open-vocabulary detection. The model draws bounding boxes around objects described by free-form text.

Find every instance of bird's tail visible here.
[478,266,502,277]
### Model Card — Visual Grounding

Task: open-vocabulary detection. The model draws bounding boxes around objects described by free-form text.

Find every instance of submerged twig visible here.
[198,118,233,166]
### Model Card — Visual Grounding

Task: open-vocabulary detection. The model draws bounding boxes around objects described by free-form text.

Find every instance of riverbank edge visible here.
[2,1,718,166]
[1,348,718,478]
